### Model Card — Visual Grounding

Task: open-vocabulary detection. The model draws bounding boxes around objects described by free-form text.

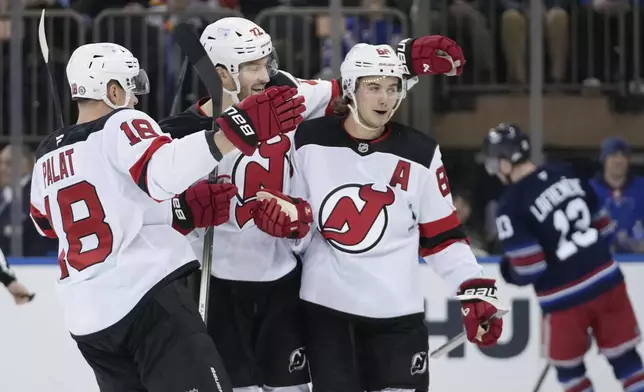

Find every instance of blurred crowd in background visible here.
[1,0,643,258]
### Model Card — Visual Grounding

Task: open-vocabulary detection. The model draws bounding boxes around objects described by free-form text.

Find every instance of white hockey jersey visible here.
[179,70,340,282]
[29,109,220,335]
[291,116,483,318]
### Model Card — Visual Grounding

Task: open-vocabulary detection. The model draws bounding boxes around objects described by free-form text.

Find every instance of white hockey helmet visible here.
[340,44,407,130]
[200,17,277,103]
[66,43,149,110]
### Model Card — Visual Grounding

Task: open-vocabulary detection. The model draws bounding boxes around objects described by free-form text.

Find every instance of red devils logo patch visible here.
[319,184,395,253]
[232,136,292,229]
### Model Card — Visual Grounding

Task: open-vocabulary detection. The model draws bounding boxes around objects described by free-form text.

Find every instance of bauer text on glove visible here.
[215,86,305,156]
[456,278,504,347]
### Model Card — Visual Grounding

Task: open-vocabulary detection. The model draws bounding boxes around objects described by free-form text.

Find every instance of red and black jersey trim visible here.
[30,203,57,238]
[128,136,173,201]
[418,211,468,256]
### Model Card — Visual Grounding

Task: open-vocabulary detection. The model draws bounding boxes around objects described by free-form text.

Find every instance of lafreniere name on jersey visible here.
[43,148,76,189]
[529,176,586,222]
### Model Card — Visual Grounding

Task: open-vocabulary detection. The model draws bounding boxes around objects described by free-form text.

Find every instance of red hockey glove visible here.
[397,36,465,77]
[215,86,306,156]
[252,189,313,239]
[171,181,237,235]
[456,278,504,347]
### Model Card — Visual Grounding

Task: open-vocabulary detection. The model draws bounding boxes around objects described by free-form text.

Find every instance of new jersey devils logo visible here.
[288,347,307,373]
[410,351,428,375]
[232,136,292,228]
[319,184,395,253]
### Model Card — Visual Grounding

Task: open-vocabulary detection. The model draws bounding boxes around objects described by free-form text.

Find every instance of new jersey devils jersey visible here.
[29,109,220,335]
[496,164,622,313]
[160,70,340,282]
[291,116,483,318]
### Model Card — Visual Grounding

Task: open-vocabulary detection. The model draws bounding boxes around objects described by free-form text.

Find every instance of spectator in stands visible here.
[70,0,148,18]
[0,145,56,257]
[589,137,644,253]
[500,0,569,85]
[445,0,495,82]
[453,189,489,256]
[319,0,404,78]
[577,0,643,88]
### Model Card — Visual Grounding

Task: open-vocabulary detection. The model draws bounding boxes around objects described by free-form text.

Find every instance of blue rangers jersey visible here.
[589,173,644,252]
[496,164,621,313]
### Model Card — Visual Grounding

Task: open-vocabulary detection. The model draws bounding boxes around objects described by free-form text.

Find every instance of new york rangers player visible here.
[251,43,504,392]
[158,16,468,392]
[482,123,644,392]
[28,42,304,392]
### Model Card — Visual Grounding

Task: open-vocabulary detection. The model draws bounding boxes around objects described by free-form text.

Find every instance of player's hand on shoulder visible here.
[397,35,465,77]
[455,278,505,347]
[251,189,313,239]
[171,180,238,235]
[215,86,306,156]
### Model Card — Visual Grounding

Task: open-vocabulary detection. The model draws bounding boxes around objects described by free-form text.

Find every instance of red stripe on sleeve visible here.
[418,211,461,239]
[128,136,172,199]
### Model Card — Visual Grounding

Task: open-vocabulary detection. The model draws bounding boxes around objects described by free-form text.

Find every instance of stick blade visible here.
[38,9,49,62]
[173,22,222,116]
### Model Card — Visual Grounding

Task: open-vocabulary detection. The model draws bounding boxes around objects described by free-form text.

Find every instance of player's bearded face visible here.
[237,56,274,100]
[354,76,402,128]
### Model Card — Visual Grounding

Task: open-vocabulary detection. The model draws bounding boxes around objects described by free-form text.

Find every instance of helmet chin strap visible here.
[223,73,243,104]
[347,92,402,132]
[102,90,132,110]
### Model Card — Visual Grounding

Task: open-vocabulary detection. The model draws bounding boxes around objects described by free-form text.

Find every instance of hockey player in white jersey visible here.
[158,17,468,392]
[28,42,305,392]
[251,44,505,392]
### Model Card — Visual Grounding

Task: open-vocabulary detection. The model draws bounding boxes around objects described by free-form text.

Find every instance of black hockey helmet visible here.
[481,123,531,175]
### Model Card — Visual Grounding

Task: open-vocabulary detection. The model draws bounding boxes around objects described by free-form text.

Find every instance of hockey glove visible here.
[171,181,237,235]
[8,281,35,305]
[456,278,504,347]
[397,36,465,77]
[252,189,313,239]
[215,86,306,156]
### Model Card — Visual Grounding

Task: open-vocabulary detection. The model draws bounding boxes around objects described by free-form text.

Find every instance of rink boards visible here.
[1,256,643,392]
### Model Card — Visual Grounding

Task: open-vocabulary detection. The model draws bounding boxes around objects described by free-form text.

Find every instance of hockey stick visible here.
[173,23,222,112]
[430,308,510,359]
[430,331,466,359]
[38,9,64,129]
[173,22,222,325]
[169,57,189,116]
[531,363,551,392]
